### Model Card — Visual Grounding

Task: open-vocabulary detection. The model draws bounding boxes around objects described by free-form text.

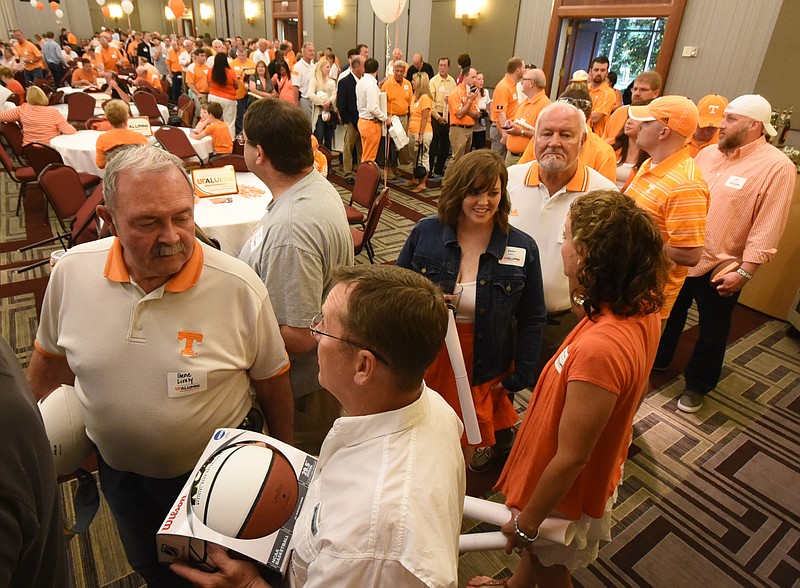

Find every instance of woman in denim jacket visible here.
[397,150,546,467]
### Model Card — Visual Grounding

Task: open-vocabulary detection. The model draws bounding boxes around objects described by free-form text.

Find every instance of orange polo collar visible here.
[103,237,204,293]
[524,161,590,192]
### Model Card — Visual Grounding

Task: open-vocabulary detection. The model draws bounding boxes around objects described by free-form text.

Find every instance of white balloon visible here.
[30,0,38,7]
[369,0,407,24]
[55,8,63,17]
[96,0,105,5]
[121,0,133,14]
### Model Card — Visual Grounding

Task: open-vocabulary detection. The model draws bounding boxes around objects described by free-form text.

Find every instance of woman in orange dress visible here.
[396,150,546,465]
[469,190,669,588]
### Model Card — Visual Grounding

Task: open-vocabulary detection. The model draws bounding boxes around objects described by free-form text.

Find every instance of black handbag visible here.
[413,142,427,179]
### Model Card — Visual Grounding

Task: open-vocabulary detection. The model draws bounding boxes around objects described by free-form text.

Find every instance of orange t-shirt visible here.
[166,48,184,73]
[625,147,709,317]
[448,84,475,127]
[186,63,209,94]
[203,119,233,153]
[589,83,616,137]
[96,46,123,73]
[284,51,296,68]
[580,127,617,182]
[506,92,550,155]
[408,94,433,136]
[71,67,100,87]
[207,68,237,100]
[313,150,328,177]
[491,74,518,123]
[230,59,256,100]
[602,104,629,143]
[14,41,42,72]
[95,128,148,168]
[381,76,413,116]
[496,310,660,519]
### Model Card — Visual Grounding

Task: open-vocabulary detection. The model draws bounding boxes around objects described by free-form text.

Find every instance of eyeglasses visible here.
[309,313,389,364]
[235,133,249,146]
[558,97,592,111]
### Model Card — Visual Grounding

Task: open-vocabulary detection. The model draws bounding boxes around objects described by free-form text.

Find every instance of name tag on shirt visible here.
[724,175,747,190]
[499,246,526,266]
[554,346,569,373]
[167,370,208,397]
[250,225,264,253]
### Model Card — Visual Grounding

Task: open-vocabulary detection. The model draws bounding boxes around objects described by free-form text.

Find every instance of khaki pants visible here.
[449,125,473,164]
[342,123,362,177]
[358,118,382,162]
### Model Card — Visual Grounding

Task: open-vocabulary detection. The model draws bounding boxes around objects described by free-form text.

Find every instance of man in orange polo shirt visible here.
[231,46,256,135]
[626,96,709,319]
[186,49,210,119]
[587,56,616,137]
[504,68,550,165]
[12,29,44,83]
[381,60,413,175]
[686,94,728,157]
[448,67,480,164]
[166,39,185,104]
[71,58,101,88]
[490,56,524,159]
[602,70,662,143]
[95,34,124,73]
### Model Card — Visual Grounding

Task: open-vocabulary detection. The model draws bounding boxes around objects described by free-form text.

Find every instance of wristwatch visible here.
[736,268,753,280]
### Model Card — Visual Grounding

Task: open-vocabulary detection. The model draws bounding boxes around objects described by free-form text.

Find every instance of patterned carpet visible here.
[1,160,798,587]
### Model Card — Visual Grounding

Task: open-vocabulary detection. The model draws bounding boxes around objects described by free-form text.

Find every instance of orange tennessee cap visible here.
[697,94,728,128]
[628,95,699,138]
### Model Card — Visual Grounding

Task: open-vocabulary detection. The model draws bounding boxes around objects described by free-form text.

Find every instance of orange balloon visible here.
[168,0,185,19]
[37,2,44,10]
[101,5,110,16]
[50,1,58,9]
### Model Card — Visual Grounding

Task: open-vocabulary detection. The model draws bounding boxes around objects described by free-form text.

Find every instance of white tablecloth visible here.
[50,102,170,124]
[49,128,213,177]
[194,172,271,256]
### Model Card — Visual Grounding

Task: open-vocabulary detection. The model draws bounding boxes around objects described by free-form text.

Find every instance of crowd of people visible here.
[0,25,796,588]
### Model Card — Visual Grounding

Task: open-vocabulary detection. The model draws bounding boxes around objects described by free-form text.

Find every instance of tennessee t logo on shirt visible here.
[178,331,203,356]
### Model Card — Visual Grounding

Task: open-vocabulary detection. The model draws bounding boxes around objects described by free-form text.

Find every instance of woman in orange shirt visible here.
[271,61,295,105]
[469,190,668,588]
[0,67,25,104]
[406,72,434,192]
[0,86,76,145]
[206,52,238,140]
[95,99,148,168]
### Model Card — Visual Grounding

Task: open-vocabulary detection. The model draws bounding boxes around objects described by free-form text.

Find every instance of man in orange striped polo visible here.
[655,94,796,413]
[625,96,709,320]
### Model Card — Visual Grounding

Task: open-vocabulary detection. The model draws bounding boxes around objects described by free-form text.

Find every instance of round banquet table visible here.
[193,172,272,256]
[49,128,214,177]
[49,102,170,124]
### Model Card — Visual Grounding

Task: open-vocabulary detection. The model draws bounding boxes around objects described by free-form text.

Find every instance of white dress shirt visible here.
[356,74,386,121]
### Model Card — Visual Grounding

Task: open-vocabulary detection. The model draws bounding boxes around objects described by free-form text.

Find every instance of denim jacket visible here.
[396,216,546,391]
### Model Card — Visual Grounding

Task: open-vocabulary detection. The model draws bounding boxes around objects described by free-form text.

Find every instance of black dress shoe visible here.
[345,177,355,184]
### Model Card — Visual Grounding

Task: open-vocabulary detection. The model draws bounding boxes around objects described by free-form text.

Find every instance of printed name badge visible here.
[127,116,152,136]
[499,246,526,266]
[724,175,747,190]
[554,346,569,374]
[250,224,264,253]
[191,165,238,198]
[167,370,208,397]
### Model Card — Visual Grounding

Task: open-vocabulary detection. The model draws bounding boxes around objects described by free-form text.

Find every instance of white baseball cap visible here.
[725,94,777,136]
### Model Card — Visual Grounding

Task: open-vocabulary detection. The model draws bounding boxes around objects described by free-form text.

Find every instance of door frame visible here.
[542,0,687,93]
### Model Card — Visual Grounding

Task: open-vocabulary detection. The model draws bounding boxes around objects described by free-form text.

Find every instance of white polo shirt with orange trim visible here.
[507,161,616,312]
[35,237,289,478]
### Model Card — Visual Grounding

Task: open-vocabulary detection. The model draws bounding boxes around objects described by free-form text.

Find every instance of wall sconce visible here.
[199,3,213,23]
[323,0,342,29]
[455,0,481,31]
[108,3,123,21]
[165,6,175,20]
[243,0,258,23]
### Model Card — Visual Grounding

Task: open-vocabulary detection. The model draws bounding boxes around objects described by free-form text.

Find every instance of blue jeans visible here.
[236,97,249,136]
[314,115,335,150]
[171,72,183,103]
[23,67,44,84]
[98,455,192,587]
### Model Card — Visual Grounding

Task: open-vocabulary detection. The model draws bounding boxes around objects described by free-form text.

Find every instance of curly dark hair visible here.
[438,150,511,232]
[569,190,668,318]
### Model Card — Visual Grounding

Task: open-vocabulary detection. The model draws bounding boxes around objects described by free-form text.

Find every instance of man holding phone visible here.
[448,67,481,164]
